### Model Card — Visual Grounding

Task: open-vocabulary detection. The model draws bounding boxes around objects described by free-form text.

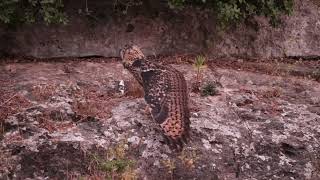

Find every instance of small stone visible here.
[153,160,160,167]
[202,139,211,150]
[255,155,268,161]
[304,162,313,179]
[192,112,199,117]
[127,136,140,145]
[161,154,169,159]
[119,80,125,95]
[5,116,19,126]
[247,80,253,85]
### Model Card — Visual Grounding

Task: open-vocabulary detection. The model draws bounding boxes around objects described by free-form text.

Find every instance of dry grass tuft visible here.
[261,88,282,98]
[72,86,114,121]
[161,159,176,176]
[178,150,199,169]
[34,111,73,132]
[0,92,31,136]
[31,83,58,102]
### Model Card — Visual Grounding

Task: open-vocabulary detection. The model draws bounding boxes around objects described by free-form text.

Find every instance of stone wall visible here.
[0,27,6,57]
[1,0,319,59]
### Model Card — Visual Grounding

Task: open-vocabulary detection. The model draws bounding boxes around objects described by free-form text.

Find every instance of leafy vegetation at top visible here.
[0,0,67,25]
[0,0,294,27]
[168,0,294,27]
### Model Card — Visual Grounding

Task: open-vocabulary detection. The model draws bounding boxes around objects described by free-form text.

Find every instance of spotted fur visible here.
[120,44,190,149]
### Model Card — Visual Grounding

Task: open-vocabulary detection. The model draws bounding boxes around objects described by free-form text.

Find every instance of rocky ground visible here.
[0,56,319,180]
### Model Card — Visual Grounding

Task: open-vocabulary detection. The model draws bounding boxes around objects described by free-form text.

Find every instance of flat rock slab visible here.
[0,58,319,179]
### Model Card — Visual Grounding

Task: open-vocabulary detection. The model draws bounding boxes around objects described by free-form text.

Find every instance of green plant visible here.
[161,159,176,176]
[0,0,294,27]
[193,55,207,83]
[100,159,134,173]
[178,149,199,169]
[191,55,207,93]
[89,142,136,179]
[0,0,67,25]
[168,0,186,8]
[201,82,219,96]
[113,0,143,15]
[168,0,294,27]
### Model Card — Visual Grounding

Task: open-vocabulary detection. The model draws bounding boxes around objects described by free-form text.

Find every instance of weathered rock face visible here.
[0,57,319,179]
[1,0,319,59]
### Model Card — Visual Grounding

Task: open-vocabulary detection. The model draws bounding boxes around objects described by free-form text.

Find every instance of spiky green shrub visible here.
[193,55,207,83]
[201,82,219,96]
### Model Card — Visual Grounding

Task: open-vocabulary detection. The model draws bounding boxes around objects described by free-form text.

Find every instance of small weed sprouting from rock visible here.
[201,82,219,97]
[193,55,207,82]
[100,159,134,175]
[178,149,199,169]
[161,159,176,177]
[89,142,136,179]
[192,55,207,93]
